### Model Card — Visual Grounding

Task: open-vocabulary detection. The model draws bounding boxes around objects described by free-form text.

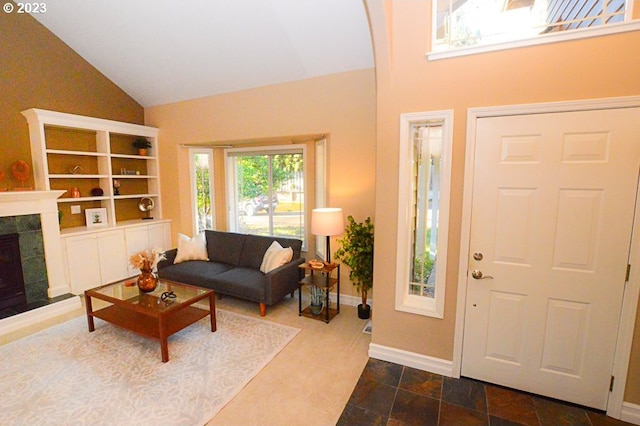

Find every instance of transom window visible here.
[432,0,636,58]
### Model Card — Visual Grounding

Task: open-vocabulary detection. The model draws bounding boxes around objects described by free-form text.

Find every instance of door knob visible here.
[471,269,493,280]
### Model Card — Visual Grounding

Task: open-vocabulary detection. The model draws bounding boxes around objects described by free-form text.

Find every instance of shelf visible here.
[300,274,338,288]
[298,262,340,323]
[111,153,157,160]
[58,196,109,203]
[49,174,109,179]
[299,306,339,323]
[46,149,107,157]
[23,108,161,230]
[115,193,159,200]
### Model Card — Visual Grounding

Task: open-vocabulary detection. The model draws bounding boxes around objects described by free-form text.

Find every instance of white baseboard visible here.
[621,402,640,425]
[0,296,82,337]
[368,342,454,377]
[326,293,372,308]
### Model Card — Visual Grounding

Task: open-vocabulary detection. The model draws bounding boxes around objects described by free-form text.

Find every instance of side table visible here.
[298,262,340,323]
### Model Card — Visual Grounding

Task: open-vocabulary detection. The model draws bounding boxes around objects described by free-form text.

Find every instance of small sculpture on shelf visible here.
[113,179,121,195]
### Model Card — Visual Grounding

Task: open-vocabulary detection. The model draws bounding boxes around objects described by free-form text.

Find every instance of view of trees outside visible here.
[195,153,213,233]
[234,152,305,240]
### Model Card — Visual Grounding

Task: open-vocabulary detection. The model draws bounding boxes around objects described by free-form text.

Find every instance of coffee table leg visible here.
[158,316,169,363]
[84,293,95,332]
[209,292,217,332]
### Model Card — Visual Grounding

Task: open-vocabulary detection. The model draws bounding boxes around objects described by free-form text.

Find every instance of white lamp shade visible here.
[311,208,344,236]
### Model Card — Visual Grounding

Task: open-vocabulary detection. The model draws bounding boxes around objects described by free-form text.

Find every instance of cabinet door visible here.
[64,234,101,294]
[125,226,150,276]
[97,230,128,284]
[149,222,171,251]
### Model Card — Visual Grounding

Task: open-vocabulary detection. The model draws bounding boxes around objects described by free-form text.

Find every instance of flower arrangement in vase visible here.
[129,249,166,292]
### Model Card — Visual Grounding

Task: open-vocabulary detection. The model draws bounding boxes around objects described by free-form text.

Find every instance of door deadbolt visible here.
[473,252,483,261]
[471,269,494,280]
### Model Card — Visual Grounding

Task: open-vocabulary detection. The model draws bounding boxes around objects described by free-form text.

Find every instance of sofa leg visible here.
[290,290,295,298]
[259,303,266,317]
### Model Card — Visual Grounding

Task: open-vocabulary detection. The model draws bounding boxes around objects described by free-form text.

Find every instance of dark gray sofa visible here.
[157,230,304,316]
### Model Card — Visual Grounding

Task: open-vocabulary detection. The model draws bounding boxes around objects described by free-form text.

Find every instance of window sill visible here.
[396,295,444,319]
[427,20,640,61]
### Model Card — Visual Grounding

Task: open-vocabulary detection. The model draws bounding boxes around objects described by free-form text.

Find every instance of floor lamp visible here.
[311,207,344,264]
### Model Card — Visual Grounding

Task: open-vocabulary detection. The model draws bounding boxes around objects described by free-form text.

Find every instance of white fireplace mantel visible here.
[0,190,68,297]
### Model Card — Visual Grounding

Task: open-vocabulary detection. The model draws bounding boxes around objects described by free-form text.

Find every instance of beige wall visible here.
[144,69,377,299]
[365,0,640,403]
[0,12,143,191]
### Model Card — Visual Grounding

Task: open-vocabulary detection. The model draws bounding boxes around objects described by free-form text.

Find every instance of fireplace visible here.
[0,191,81,336]
[0,233,27,310]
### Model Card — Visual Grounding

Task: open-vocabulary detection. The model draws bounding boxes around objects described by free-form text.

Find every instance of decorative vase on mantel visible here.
[137,260,157,293]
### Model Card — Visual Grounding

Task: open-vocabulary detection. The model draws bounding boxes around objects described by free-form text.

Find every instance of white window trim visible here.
[429,8,640,61]
[188,148,215,235]
[395,110,453,318]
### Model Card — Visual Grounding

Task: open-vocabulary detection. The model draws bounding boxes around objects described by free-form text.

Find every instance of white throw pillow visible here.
[260,241,293,273]
[174,233,209,264]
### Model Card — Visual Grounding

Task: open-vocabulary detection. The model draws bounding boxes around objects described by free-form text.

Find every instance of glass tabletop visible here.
[88,279,211,312]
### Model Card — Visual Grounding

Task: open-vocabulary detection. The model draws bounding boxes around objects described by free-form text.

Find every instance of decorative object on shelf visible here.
[119,168,139,175]
[311,207,344,263]
[138,197,155,220]
[129,248,166,293]
[69,165,82,174]
[308,259,324,270]
[91,187,104,196]
[113,179,120,195]
[334,216,374,320]
[11,160,31,190]
[85,207,108,229]
[309,284,324,315]
[70,187,80,198]
[132,137,152,156]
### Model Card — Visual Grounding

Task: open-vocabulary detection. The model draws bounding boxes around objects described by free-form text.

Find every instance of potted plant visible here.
[309,284,325,315]
[132,137,152,156]
[334,215,374,319]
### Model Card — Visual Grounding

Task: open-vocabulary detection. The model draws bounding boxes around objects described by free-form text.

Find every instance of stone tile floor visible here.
[338,358,634,426]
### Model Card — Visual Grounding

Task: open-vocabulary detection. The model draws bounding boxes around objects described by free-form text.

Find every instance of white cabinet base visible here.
[62,220,170,294]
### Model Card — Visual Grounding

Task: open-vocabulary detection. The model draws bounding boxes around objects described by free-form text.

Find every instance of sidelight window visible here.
[396,111,453,318]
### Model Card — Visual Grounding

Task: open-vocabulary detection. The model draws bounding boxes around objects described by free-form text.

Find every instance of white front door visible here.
[462,108,640,409]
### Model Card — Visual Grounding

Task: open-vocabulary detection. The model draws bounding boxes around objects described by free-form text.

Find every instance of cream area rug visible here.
[0,309,300,425]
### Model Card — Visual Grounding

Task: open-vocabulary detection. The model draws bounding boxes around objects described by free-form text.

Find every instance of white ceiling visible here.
[31,0,375,107]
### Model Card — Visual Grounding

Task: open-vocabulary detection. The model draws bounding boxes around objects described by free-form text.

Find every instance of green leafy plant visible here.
[334,215,374,307]
[132,137,151,149]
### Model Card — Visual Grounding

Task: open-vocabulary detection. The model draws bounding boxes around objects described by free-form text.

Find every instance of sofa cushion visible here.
[211,267,267,302]
[206,230,246,266]
[174,233,208,264]
[260,241,293,273]
[157,260,233,289]
[239,234,302,269]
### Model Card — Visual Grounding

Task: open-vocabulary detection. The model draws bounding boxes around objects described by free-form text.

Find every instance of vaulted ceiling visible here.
[31,0,375,107]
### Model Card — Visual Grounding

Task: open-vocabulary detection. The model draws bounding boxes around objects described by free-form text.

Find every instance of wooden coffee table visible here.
[84,279,215,363]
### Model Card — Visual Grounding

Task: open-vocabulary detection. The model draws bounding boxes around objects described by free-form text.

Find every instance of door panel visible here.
[462,108,640,409]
